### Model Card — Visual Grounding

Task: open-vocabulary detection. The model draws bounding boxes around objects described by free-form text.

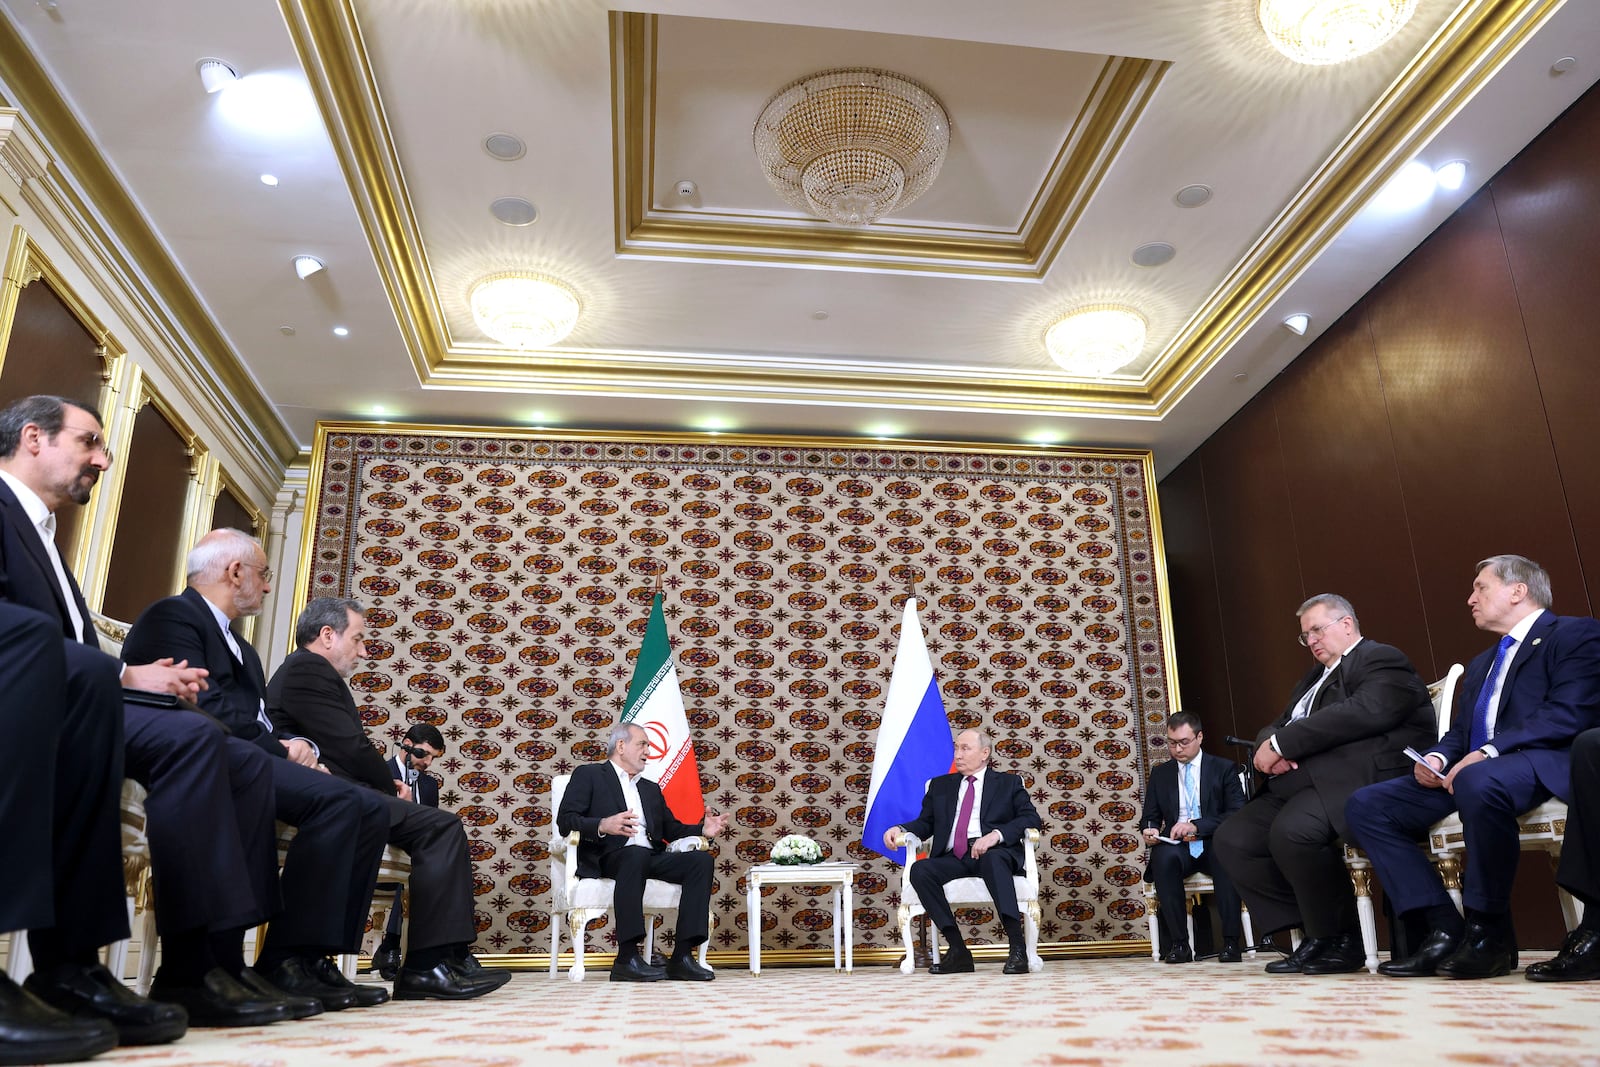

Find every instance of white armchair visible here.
[547,773,712,982]
[894,828,1043,974]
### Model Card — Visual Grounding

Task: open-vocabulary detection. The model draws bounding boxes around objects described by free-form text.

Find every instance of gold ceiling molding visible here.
[0,38,298,467]
[1144,0,1564,413]
[611,12,1169,279]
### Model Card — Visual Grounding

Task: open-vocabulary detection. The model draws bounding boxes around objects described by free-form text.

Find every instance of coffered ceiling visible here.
[1,0,1595,473]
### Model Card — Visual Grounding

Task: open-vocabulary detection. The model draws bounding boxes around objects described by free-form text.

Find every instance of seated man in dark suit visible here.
[369,724,445,980]
[1,394,289,1036]
[1213,593,1434,976]
[1347,555,1600,979]
[881,729,1042,975]
[1528,725,1600,982]
[1141,711,1246,963]
[267,597,511,1000]
[123,530,393,1011]
[556,723,727,982]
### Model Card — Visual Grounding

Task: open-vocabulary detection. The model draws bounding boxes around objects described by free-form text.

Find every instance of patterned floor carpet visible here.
[70,955,1600,1067]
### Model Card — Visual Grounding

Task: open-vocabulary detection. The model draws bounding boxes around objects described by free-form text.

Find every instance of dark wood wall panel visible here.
[1156,82,1600,949]
[102,404,191,622]
[211,485,257,535]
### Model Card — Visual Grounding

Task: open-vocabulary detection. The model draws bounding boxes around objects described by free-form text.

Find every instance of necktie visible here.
[1469,634,1517,750]
[1184,762,1203,858]
[952,775,977,858]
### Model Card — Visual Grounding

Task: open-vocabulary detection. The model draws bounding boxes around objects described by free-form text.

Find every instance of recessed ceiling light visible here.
[1434,160,1468,191]
[214,72,320,137]
[278,325,295,336]
[196,58,238,94]
[292,255,325,279]
[1131,242,1176,268]
[1372,160,1436,212]
[811,310,829,321]
[483,133,526,161]
[1025,430,1064,445]
[1552,56,1577,75]
[865,423,900,438]
[1045,306,1146,377]
[1283,313,1311,335]
[371,405,386,415]
[259,173,279,186]
[333,326,349,337]
[489,197,538,227]
[1174,184,1213,208]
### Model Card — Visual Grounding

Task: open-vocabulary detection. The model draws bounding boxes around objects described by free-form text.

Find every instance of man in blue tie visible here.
[1141,712,1246,963]
[1346,555,1600,978]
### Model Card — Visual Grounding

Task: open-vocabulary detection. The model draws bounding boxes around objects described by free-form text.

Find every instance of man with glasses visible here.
[1213,594,1432,975]
[1141,712,1246,963]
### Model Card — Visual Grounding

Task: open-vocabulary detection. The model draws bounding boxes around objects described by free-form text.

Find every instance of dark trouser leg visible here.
[381,886,405,945]
[0,607,64,938]
[909,854,981,934]
[974,849,1024,922]
[1147,844,1195,947]
[1453,755,1549,915]
[27,642,128,966]
[1266,788,1353,938]
[1345,775,1461,916]
[1214,791,1303,936]
[387,799,475,952]
[646,850,713,951]
[1556,729,1600,916]
[598,846,653,946]
[1197,849,1243,939]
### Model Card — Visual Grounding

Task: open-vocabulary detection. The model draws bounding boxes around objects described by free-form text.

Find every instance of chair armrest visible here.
[667,835,709,853]
[1023,827,1040,883]
[900,832,924,871]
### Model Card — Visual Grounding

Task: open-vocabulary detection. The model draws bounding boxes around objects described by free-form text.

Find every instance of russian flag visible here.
[862,596,954,863]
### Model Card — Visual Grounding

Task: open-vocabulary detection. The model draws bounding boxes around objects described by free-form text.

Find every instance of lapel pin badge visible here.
[1532,638,1542,646]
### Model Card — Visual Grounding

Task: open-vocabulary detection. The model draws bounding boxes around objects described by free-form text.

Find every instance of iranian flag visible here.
[620,592,704,821]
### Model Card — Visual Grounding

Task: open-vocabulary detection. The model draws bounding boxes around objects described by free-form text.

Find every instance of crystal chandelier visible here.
[753,67,950,227]
[1045,307,1147,378]
[1258,0,1419,65]
[469,272,580,349]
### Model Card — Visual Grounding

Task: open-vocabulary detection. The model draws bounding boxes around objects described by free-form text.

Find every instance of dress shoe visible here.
[665,954,715,981]
[608,954,666,984]
[24,962,188,1046]
[1162,943,1193,964]
[310,957,390,1007]
[1002,945,1030,974]
[929,944,974,975]
[1265,936,1333,974]
[395,962,498,1000]
[148,968,291,1028]
[235,968,322,1019]
[1378,928,1461,977]
[1300,932,1367,975]
[1218,937,1242,963]
[370,945,402,981]
[1527,928,1600,983]
[0,972,118,1065]
[1436,921,1517,980]
[259,957,356,1011]
[447,958,512,992]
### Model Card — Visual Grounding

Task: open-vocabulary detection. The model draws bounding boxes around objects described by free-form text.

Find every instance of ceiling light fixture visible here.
[1372,159,1437,212]
[196,58,238,94]
[469,272,580,349]
[292,255,324,279]
[1283,313,1311,335]
[1258,0,1418,65]
[1435,159,1468,191]
[754,68,949,226]
[259,173,279,186]
[1045,306,1147,378]
[333,326,349,337]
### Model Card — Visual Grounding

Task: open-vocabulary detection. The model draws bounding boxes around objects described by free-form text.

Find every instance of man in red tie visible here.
[882,729,1040,974]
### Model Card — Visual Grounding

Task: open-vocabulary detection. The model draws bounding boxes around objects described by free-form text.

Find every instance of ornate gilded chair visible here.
[1143,872,1256,961]
[894,826,1043,974]
[547,773,711,982]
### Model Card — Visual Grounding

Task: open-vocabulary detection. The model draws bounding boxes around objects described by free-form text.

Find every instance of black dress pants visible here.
[597,844,713,949]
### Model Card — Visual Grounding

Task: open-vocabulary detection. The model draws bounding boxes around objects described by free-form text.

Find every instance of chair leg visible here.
[5,932,32,981]
[1350,867,1379,973]
[135,906,158,995]
[549,905,561,977]
[1184,894,1196,951]
[567,913,588,983]
[1025,901,1042,973]
[1147,893,1161,961]
[897,906,915,975]
[1241,905,1256,957]
[643,915,655,964]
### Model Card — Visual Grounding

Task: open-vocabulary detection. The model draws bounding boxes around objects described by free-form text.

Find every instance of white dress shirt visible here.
[0,468,85,642]
[610,760,652,849]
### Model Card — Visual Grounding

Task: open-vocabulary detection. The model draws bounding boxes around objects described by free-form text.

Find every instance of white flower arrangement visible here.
[770,834,823,865]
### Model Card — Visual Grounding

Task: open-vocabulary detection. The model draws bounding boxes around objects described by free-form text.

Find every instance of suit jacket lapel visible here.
[1500,613,1554,698]
[0,485,93,645]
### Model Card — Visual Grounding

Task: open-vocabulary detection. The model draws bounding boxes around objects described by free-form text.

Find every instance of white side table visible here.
[746,861,859,975]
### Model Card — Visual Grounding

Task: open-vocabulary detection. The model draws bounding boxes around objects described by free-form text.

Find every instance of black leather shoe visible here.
[24,962,187,1046]
[259,957,356,1012]
[608,954,667,984]
[148,968,291,1028]
[1162,942,1193,964]
[0,972,118,1065]
[1265,936,1332,974]
[1378,928,1461,977]
[1002,945,1030,974]
[1436,921,1517,979]
[929,944,974,974]
[310,957,390,1007]
[1300,932,1367,975]
[447,956,511,991]
[370,945,402,981]
[395,963,498,999]
[1527,929,1600,983]
[235,968,322,1020]
[665,954,715,981]
[1218,937,1242,963]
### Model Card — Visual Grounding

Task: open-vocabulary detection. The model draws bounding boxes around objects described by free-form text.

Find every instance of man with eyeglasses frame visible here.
[1213,593,1433,976]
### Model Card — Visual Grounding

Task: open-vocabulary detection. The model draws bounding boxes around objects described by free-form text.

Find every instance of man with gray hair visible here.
[268,597,511,1000]
[1347,556,1600,979]
[556,722,727,981]
[1213,593,1433,976]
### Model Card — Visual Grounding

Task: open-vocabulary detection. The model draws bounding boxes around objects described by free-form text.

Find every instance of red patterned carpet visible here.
[78,956,1600,1067]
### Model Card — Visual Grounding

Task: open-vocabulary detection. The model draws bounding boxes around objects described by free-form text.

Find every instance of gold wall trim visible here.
[0,29,298,465]
[611,12,1169,280]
